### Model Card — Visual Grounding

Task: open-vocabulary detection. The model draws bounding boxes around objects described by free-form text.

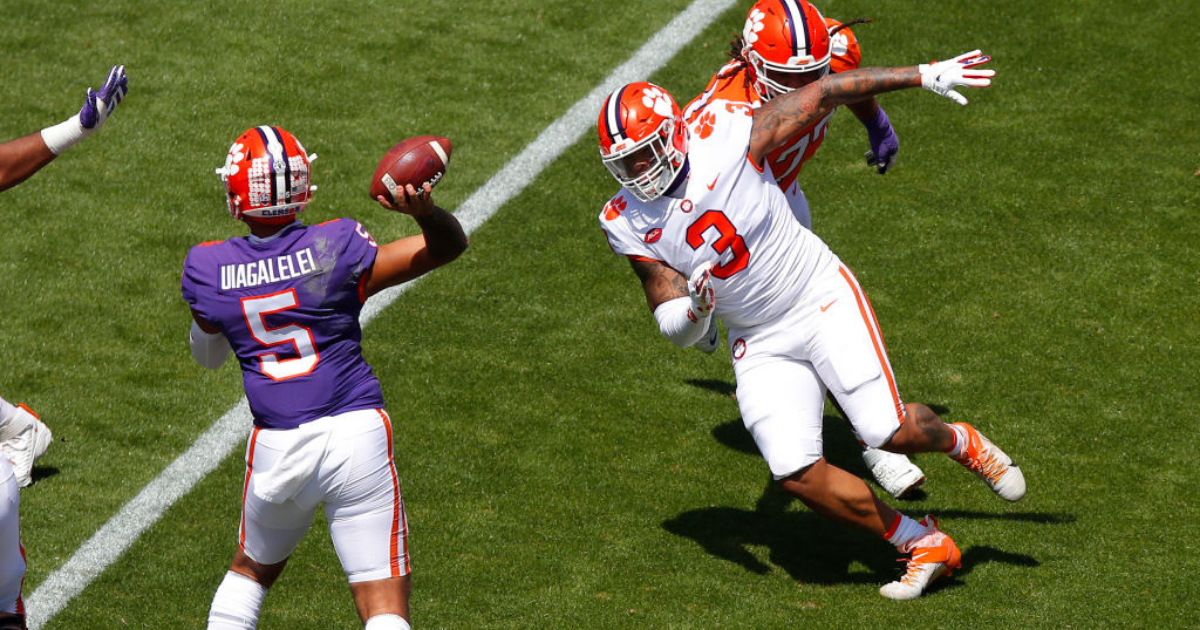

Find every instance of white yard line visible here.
[24,0,736,626]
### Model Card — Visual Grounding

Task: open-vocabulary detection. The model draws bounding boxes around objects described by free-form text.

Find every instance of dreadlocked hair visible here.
[828,17,873,37]
[716,34,752,92]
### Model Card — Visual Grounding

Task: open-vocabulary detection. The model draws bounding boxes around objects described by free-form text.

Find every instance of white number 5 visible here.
[241,289,319,381]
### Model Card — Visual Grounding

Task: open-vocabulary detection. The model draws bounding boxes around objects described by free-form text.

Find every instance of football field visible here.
[2,0,1199,628]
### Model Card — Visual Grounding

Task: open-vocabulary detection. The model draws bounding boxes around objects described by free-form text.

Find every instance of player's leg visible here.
[0,461,26,628]
[765,418,961,601]
[736,356,956,599]
[207,552,287,630]
[736,358,890,531]
[821,264,1025,502]
[323,409,411,628]
[886,407,1026,501]
[0,397,51,488]
[209,429,319,630]
[350,578,411,629]
[825,393,925,499]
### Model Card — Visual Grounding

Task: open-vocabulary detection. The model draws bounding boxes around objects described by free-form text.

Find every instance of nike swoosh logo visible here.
[820,299,837,312]
[707,173,720,190]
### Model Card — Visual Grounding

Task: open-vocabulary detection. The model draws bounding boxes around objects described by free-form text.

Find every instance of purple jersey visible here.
[181,219,385,429]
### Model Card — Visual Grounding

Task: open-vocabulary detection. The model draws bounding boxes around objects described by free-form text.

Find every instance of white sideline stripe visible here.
[24,0,737,627]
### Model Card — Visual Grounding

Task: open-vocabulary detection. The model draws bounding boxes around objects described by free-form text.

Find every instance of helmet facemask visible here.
[600,117,686,203]
[746,50,830,101]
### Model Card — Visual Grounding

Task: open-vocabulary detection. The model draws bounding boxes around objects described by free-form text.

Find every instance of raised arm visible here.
[749,51,993,165]
[0,134,56,193]
[363,183,469,298]
[0,65,128,192]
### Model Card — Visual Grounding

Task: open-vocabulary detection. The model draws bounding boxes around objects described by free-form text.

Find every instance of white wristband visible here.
[40,115,88,155]
[190,320,231,369]
[654,296,712,348]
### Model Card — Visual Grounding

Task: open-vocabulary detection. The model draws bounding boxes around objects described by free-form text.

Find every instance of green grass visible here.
[2,0,1199,628]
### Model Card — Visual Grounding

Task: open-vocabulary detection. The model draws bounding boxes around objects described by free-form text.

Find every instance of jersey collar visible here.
[664,157,690,200]
[247,220,303,244]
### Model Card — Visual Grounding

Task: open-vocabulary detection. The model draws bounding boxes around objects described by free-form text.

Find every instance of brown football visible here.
[369,136,452,202]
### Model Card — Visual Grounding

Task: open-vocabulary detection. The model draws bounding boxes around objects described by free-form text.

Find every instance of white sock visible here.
[207,571,267,630]
[365,613,410,630]
[946,424,969,458]
[884,513,926,553]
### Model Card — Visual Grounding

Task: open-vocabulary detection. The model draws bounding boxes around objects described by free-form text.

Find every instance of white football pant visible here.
[240,408,409,583]
[730,263,906,478]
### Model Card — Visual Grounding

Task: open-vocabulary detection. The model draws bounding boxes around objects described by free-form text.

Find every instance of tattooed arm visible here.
[749,66,919,166]
[749,51,995,165]
[630,258,717,348]
[630,258,689,312]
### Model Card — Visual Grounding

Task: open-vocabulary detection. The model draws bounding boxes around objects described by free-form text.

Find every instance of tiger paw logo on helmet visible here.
[743,8,766,44]
[222,143,246,177]
[640,87,675,118]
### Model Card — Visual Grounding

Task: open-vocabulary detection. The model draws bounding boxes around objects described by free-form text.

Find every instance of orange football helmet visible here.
[216,126,316,221]
[742,0,832,100]
[597,82,688,202]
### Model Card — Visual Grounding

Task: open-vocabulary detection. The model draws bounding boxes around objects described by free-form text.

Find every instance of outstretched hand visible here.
[80,65,129,131]
[918,50,994,106]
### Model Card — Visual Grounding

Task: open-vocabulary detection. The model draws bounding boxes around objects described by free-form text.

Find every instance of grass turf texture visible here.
[2,0,1198,628]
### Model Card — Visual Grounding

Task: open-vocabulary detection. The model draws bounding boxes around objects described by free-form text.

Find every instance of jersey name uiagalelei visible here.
[220,247,318,291]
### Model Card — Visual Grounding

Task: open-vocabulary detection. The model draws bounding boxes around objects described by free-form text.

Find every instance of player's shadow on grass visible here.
[661,487,899,586]
[709,412,913,498]
[676,381,1054,584]
[663,479,1049,588]
[31,465,59,485]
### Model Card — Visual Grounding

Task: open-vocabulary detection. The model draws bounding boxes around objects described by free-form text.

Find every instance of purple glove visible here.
[41,64,129,155]
[79,65,129,130]
[862,106,898,175]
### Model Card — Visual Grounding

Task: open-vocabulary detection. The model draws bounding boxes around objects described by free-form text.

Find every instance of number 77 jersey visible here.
[181,218,386,429]
[599,98,839,331]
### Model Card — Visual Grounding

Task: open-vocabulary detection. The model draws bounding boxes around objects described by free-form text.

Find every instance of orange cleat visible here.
[880,515,962,600]
[950,422,1026,502]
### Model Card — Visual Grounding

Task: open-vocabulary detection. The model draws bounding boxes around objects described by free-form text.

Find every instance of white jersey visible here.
[599,99,838,330]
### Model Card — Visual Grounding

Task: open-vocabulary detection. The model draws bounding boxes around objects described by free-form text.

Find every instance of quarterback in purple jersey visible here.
[183,126,467,630]
[182,216,388,429]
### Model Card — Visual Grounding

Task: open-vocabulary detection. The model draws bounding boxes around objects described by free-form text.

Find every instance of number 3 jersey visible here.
[599,98,839,331]
[181,219,385,429]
